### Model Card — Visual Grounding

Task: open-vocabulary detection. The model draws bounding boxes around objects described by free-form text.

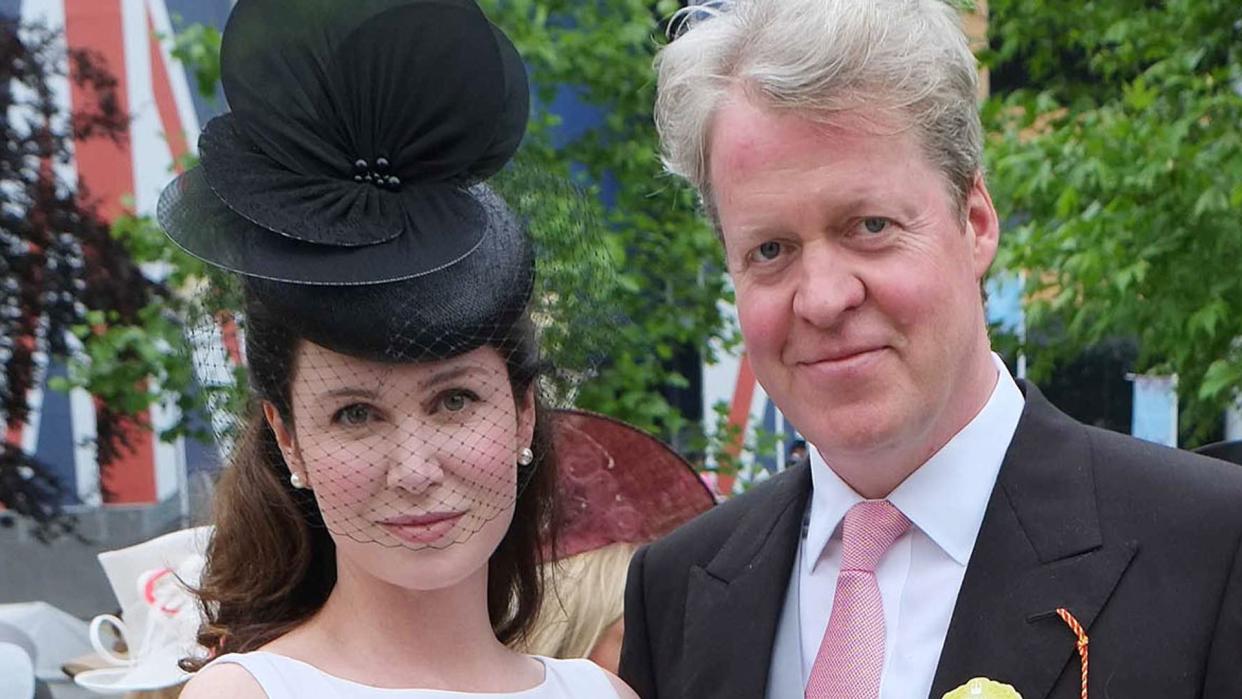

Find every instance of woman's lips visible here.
[380,512,465,545]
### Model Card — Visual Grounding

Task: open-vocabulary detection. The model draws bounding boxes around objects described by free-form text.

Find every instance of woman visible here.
[160,0,635,696]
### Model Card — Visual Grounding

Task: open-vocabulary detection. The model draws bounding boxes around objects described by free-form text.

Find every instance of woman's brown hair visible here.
[182,285,557,671]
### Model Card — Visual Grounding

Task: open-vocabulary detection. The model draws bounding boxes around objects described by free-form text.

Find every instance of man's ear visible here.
[262,401,307,485]
[965,173,1001,280]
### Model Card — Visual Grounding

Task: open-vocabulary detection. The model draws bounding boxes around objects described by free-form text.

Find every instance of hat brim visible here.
[157,165,509,286]
[551,409,715,559]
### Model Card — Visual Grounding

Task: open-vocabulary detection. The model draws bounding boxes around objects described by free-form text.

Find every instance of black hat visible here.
[157,0,531,293]
[160,0,623,561]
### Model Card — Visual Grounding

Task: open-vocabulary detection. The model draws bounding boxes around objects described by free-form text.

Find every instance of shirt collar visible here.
[804,353,1025,573]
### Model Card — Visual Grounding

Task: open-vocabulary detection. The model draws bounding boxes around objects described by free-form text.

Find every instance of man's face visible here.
[708,93,999,470]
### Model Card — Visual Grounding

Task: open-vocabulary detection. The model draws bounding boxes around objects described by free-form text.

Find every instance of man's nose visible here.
[791,243,865,328]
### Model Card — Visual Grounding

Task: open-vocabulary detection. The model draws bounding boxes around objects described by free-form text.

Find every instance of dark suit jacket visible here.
[619,383,1242,698]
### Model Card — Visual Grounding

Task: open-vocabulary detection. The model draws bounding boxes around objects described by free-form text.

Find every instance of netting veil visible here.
[158,0,614,551]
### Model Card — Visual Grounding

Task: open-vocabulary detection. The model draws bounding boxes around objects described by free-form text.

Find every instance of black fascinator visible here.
[159,0,529,285]
[157,0,567,363]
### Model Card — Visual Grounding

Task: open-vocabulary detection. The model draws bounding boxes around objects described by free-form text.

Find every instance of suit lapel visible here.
[931,383,1137,699]
[680,464,811,699]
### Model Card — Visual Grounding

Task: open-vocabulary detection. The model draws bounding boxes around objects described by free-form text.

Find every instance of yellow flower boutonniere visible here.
[942,677,1023,699]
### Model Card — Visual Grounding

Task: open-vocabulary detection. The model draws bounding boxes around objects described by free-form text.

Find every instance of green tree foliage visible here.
[476,0,734,444]
[54,210,245,449]
[167,22,220,102]
[983,0,1242,440]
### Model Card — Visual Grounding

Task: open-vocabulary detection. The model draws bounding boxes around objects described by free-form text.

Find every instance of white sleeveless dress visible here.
[204,651,621,698]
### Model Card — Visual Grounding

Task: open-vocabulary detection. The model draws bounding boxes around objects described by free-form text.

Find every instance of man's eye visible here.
[334,403,374,427]
[754,241,782,261]
[861,217,889,234]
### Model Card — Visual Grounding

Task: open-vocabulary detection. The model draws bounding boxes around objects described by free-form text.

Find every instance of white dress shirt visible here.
[789,354,1025,699]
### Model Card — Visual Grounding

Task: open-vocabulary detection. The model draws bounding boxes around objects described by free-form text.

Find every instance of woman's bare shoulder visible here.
[604,669,640,699]
[179,662,267,699]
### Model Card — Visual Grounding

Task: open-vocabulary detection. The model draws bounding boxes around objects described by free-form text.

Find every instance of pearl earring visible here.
[517,447,534,466]
[289,472,308,489]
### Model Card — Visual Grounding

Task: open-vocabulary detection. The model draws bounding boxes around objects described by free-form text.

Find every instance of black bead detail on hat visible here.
[161,0,532,274]
[350,157,401,191]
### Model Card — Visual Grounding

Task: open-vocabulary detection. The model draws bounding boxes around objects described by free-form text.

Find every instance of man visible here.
[618,1,1242,697]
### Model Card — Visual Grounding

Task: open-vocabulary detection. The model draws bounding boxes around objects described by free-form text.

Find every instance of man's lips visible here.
[795,345,888,365]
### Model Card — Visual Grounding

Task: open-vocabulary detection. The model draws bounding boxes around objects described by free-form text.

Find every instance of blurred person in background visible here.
[519,410,714,674]
[785,439,808,470]
[522,542,635,672]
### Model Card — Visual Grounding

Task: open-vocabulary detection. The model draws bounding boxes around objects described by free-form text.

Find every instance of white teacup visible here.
[88,566,201,666]
[88,613,137,667]
[75,528,210,693]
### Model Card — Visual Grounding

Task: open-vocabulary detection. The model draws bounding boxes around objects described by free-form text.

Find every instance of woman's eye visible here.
[439,390,478,412]
[861,217,890,234]
[333,403,375,427]
[753,241,783,261]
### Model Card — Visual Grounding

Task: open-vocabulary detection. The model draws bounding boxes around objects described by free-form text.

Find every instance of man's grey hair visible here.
[655,0,983,223]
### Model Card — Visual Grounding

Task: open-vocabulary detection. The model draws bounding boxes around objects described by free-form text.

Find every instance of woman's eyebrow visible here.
[319,386,381,400]
[420,365,489,390]
[316,366,491,399]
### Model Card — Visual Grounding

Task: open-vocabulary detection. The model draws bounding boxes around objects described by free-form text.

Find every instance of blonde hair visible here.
[655,0,981,221]
[519,543,636,659]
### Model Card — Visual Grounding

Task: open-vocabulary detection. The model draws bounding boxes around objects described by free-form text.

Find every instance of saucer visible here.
[74,664,188,694]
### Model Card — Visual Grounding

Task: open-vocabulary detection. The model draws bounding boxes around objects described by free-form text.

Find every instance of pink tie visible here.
[805,500,911,699]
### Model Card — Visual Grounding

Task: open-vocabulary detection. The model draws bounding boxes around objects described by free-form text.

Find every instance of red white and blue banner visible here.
[4,0,232,507]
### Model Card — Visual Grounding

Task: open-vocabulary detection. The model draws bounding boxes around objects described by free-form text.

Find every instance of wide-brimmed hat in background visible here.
[550,410,716,560]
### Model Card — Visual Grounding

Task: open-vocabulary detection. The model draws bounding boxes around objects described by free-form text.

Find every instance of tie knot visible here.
[840,500,910,573]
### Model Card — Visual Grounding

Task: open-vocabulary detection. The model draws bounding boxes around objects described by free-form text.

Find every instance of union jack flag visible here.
[2,0,233,509]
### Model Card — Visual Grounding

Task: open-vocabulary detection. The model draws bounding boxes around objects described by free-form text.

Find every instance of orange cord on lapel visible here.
[1055,608,1088,699]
